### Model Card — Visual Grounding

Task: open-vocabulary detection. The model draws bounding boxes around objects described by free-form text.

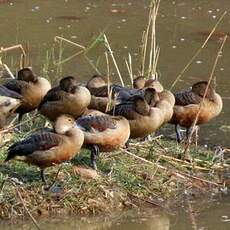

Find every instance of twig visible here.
[3,64,14,78]
[103,34,124,86]
[121,148,221,187]
[5,179,41,230]
[184,35,228,158]
[170,11,227,90]
[54,36,86,49]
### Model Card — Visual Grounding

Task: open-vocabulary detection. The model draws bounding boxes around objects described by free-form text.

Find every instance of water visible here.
[0,0,229,229]
[0,195,229,229]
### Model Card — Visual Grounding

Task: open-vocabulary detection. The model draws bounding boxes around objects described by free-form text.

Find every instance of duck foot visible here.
[90,145,100,170]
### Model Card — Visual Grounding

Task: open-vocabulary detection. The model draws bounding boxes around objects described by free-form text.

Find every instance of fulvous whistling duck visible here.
[76,114,130,169]
[38,76,91,121]
[133,76,164,93]
[170,81,223,142]
[3,68,51,122]
[87,75,142,112]
[5,114,84,183]
[132,76,175,123]
[110,88,165,139]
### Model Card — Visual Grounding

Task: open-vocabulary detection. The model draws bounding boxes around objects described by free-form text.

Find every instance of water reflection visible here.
[1,195,230,229]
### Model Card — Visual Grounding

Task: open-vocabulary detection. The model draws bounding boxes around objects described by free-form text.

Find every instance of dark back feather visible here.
[77,115,117,132]
[6,132,62,161]
[0,85,22,99]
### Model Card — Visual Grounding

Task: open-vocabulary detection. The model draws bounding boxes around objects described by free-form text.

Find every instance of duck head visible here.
[54,114,75,134]
[133,76,146,89]
[134,95,150,116]
[17,68,38,83]
[192,81,215,99]
[86,75,107,88]
[144,88,160,107]
[59,76,77,93]
[144,79,164,92]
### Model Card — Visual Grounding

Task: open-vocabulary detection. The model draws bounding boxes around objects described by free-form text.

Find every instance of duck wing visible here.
[174,89,202,106]
[108,102,138,120]
[77,115,116,132]
[3,79,29,95]
[38,87,67,109]
[0,85,23,99]
[5,132,62,161]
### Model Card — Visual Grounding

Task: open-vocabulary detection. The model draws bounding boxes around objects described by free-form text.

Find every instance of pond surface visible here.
[0,195,230,230]
[0,0,230,147]
[0,0,229,229]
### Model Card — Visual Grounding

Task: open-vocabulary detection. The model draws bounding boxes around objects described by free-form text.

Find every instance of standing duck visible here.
[76,114,130,169]
[3,68,51,122]
[5,115,84,183]
[38,76,91,121]
[170,81,223,142]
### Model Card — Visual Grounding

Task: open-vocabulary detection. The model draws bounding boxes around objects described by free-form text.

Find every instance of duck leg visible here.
[175,124,183,143]
[18,113,23,124]
[40,168,47,184]
[90,145,100,170]
[125,139,130,148]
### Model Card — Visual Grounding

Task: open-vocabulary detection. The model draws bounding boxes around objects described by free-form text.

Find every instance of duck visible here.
[3,68,51,122]
[170,81,223,143]
[87,75,142,112]
[0,85,23,128]
[133,76,164,93]
[5,114,84,183]
[38,76,91,121]
[76,114,130,170]
[109,88,166,139]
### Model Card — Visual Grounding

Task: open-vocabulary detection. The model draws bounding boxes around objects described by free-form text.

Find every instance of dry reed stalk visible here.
[105,52,113,113]
[3,64,14,78]
[148,0,160,79]
[140,5,153,76]
[103,34,124,86]
[183,35,228,159]
[0,44,27,68]
[0,114,38,134]
[54,36,86,49]
[121,148,221,187]
[125,53,133,87]
[1,179,41,230]
[84,55,101,75]
[170,11,227,90]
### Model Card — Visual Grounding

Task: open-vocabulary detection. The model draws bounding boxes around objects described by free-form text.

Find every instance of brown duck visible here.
[5,115,84,183]
[170,81,223,142]
[133,76,164,93]
[39,76,91,121]
[76,114,130,169]
[87,75,142,112]
[110,88,166,139]
[3,68,51,122]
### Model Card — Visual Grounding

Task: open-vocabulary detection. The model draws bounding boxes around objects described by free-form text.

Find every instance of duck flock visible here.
[0,68,223,183]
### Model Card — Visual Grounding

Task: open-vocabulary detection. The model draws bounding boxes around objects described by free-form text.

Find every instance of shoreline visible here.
[0,118,228,220]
